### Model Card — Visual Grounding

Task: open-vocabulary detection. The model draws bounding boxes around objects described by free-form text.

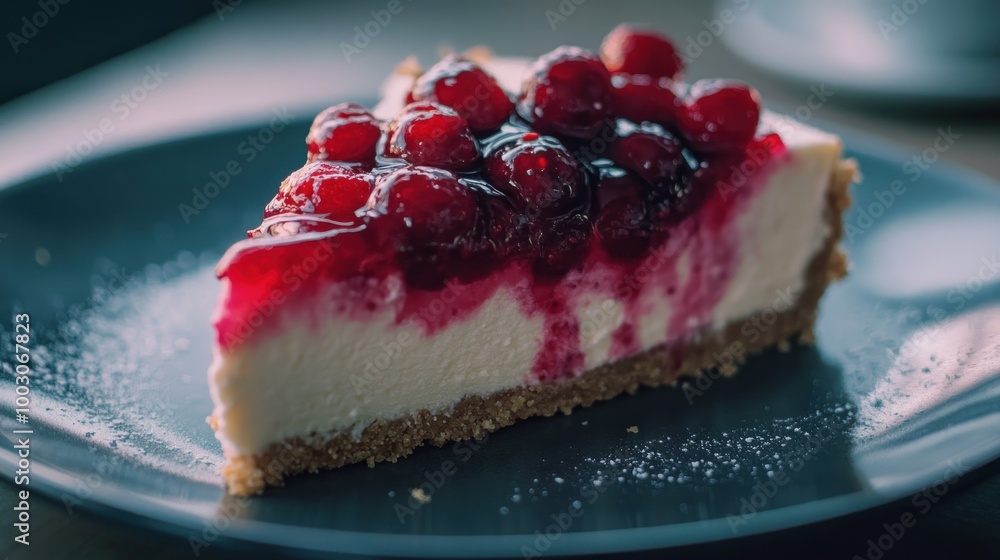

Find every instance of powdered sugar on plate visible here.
[1,252,224,485]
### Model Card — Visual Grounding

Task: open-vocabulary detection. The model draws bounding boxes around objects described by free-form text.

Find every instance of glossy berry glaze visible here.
[215,27,787,382]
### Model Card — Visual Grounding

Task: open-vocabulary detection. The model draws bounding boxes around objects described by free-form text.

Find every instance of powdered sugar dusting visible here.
[1,252,224,485]
[851,305,1000,443]
[506,400,855,501]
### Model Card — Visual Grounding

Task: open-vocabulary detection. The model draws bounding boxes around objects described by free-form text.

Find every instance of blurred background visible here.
[2,0,999,558]
[1,0,999,191]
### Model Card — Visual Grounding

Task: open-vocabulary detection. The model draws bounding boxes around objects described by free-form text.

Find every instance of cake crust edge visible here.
[219,158,856,496]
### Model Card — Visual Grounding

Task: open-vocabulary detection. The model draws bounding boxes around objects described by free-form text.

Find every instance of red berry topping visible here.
[384,102,480,171]
[367,166,479,246]
[594,171,653,259]
[611,73,680,126]
[479,196,527,257]
[648,172,709,227]
[677,80,761,154]
[536,213,593,273]
[409,55,514,134]
[518,47,614,139]
[600,24,684,80]
[227,38,790,364]
[608,121,688,188]
[306,103,382,165]
[264,162,373,223]
[484,136,588,218]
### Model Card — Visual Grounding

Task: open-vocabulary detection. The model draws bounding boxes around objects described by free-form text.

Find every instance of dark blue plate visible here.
[2,117,999,558]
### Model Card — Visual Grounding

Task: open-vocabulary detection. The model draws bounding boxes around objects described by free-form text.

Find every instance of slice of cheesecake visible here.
[208,25,855,495]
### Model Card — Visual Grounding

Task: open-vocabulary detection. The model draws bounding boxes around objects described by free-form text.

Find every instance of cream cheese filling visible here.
[210,57,842,457]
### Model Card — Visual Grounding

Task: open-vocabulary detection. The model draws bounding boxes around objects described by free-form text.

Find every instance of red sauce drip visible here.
[215,134,785,382]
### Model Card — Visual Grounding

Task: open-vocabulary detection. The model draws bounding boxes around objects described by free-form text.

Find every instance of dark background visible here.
[1,0,216,104]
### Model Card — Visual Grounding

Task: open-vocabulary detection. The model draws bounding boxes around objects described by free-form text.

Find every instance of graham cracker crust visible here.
[220,159,856,496]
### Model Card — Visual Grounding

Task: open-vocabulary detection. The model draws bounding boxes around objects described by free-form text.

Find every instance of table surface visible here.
[2,1,999,558]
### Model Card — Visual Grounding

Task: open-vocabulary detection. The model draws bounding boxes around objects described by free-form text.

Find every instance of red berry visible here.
[410,55,514,133]
[264,162,373,223]
[594,170,653,259]
[384,102,480,171]
[600,24,684,80]
[648,171,709,227]
[367,166,479,246]
[306,103,382,165]
[518,47,614,139]
[535,213,593,273]
[483,136,588,218]
[483,196,532,258]
[608,121,688,189]
[611,73,681,126]
[677,80,761,154]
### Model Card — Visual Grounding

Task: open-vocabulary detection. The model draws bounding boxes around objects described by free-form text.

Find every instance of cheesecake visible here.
[208,25,856,495]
